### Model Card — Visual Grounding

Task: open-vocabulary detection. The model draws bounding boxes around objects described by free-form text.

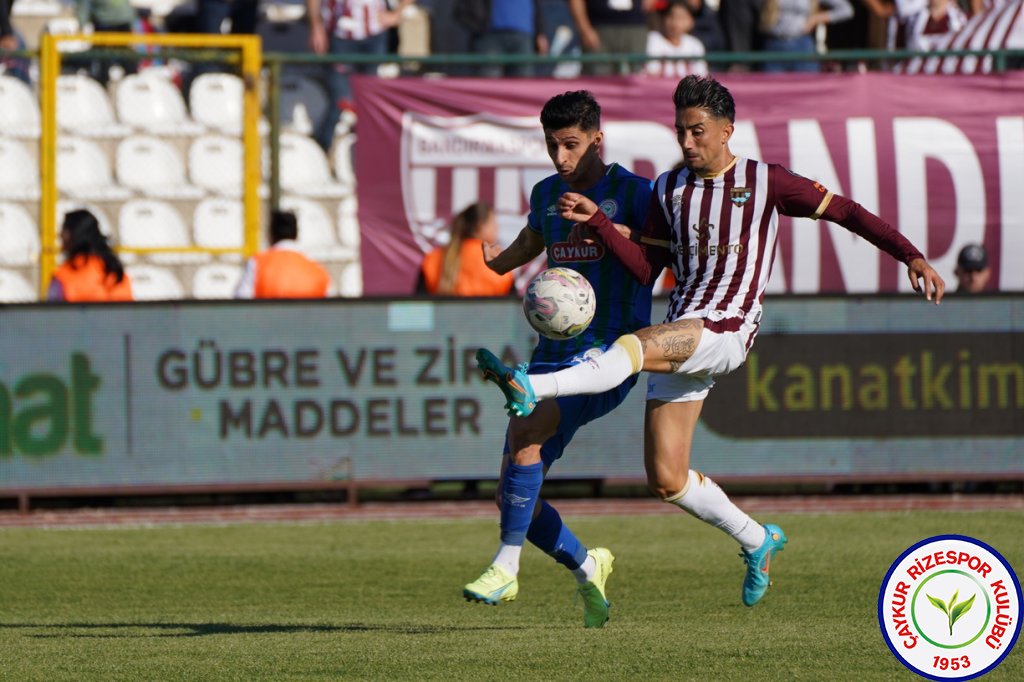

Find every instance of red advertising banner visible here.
[352,73,1024,296]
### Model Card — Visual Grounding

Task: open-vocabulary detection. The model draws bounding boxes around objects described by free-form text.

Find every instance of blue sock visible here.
[526,500,589,570]
[499,461,544,545]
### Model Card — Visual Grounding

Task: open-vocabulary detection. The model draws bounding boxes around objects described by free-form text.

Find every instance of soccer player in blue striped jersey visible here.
[462,90,654,628]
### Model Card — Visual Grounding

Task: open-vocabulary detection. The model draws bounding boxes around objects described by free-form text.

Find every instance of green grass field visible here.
[1,510,1021,681]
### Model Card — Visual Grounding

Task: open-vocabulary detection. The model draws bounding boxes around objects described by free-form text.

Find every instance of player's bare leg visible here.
[635,318,704,373]
[644,399,787,606]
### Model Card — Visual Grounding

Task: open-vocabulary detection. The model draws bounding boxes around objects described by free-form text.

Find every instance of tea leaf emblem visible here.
[928,589,976,636]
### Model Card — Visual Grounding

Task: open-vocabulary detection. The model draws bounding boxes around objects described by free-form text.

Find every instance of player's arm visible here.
[775,166,945,303]
[559,191,672,286]
[483,225,545,275]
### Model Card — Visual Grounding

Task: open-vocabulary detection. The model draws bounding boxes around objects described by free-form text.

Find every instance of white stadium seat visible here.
[280,195,355,262]
[337,194,360,250]
[279,132,351,198]
[115,72,204,136]
[331,133,356,187]
[0,268,36,303]
[0,75,40,138]
[279,74,329,137]
[192,263,242,299]
[193,197,244,250]
[189,72,244,135]
[189,134,243,196]
[0,139,40,200]
[118,199,207,264]
[57,137,132,201]
[336,261,362,297]
[125,264,185,300]
[0,203,40,266]
[56,74,131,138]
[116,135,205,199]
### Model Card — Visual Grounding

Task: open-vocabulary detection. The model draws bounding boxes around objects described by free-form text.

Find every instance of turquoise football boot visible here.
[741,524,787,606]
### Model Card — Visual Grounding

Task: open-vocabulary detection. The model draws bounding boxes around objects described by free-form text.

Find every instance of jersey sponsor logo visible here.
[730,187,752,206]
[598,198,618,219]
[550,241,605,263]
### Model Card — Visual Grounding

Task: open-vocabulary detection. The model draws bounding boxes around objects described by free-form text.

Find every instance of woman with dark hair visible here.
[418,201,514,296]
[49,209,133,302]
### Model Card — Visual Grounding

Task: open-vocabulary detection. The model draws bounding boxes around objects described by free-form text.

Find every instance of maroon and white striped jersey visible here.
[323,0,388,40]
[585,156,924,331]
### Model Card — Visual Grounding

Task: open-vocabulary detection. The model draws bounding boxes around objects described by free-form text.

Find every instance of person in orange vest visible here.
[418,201,514,296]
[235,210,333,299]
[48,209,133,302]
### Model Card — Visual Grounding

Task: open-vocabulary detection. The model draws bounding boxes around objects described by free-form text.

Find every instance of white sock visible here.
[571,555,597,584]
[492,543,523,575]
[530,335,643,401]
[668,470,766,553]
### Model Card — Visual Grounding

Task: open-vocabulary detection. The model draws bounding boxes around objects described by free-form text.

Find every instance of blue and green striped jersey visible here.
[526,163,654,371]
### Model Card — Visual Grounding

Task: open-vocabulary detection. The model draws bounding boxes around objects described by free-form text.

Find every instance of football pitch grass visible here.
[2,509,1021,681]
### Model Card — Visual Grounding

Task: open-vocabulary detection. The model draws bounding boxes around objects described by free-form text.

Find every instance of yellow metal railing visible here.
[37,33,262,298]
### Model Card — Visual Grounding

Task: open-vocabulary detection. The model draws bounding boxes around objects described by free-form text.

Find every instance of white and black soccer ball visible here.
[523,267,596,340]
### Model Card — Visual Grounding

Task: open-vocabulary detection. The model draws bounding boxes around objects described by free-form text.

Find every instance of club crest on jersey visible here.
[598,199,618,218]
[550,241,605,263]
[730,188,752,206]
[693,218,715,241]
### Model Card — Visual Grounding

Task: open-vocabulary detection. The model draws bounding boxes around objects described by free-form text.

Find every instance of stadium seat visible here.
[124,264,185,300]
[188,134,243,196]
[189,72,244,135]
[118,199,207,264]
[45,17,90,54]
[331,133,356,187]
[116,135,205,199]
[280,132,351,198]
[115,71,204,136]
[337,194,360,250]
[0,203,40,266]
[0,268,36,303]
[192,263,242,299]
[279,74,329,137]
[280,195,355,261]
[0,75,40,138]
[0,139,40,200]
[336,261,363,297]
[193,197,244,250]
[56,74,132,138]
[57,137,132,201]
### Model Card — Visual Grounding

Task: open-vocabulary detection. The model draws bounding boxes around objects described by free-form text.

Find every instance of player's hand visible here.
[907,258,945,304]
[611,222,636,241]
[558,192,599,223]
[481,240,502,263]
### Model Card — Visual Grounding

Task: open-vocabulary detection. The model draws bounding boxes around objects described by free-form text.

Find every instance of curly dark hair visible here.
[540,90,601,131]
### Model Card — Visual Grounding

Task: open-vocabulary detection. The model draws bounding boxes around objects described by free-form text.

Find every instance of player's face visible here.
[675,107,734,175]
[544,126,604,188]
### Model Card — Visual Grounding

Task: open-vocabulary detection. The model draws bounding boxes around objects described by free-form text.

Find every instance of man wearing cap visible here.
[954,243,991,293]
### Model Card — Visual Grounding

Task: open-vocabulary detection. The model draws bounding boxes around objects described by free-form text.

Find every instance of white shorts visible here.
[646,317,758,403]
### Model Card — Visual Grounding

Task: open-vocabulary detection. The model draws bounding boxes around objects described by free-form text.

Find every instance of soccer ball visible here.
[523,267,596,340]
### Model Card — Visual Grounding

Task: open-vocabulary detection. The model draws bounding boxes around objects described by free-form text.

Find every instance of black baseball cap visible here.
[957,244,988,271]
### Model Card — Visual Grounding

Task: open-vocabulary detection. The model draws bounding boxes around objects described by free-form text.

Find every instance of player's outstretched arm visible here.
[907,257,945,304]
[483,225,545,275]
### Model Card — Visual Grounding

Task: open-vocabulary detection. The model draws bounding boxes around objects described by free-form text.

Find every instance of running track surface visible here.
[0,495,1021,528]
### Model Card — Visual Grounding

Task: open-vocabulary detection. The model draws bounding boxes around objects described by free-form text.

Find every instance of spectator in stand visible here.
[235,211,333,299]
[454,0,549,77]
[307,0,416,151]
[759,0,854,72]
[718,0,764,70]
[904,0,967,49]
[568,0,656,76]
[679,0,727,55]
[1,0,29,84]
[197,0,258,35]
[953,243,991,294]
[885,0,927,50]
[49,209,133,302]
[646,0,708,77]
[75,0,139,83]
[418,201,514,296]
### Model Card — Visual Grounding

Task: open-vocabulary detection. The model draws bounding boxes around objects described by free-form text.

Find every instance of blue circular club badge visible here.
[879,535,1022,680]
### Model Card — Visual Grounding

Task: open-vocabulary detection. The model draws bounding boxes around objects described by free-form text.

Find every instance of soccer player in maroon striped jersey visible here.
[477,75,945,607]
